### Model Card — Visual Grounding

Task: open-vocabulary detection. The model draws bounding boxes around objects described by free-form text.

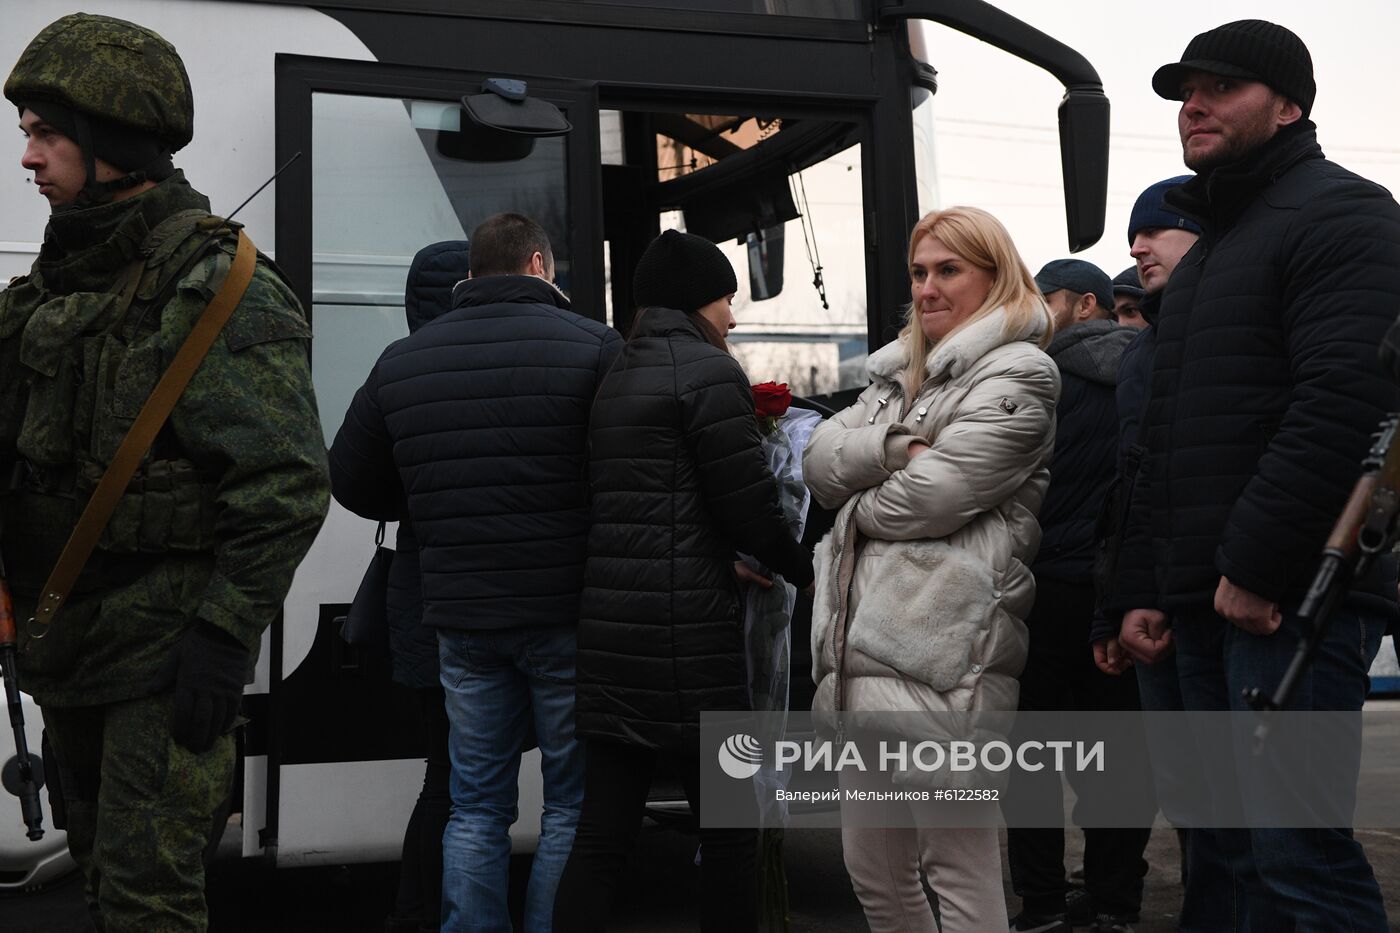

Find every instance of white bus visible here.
[0,0,1110,889]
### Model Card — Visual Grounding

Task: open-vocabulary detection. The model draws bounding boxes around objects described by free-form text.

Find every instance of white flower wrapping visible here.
[740,406,821,825]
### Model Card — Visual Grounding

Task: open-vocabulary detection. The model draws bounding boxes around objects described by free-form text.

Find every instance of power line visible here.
[937,129,1178,155]
[940,173,1145,198]
[940,116,1171,143]
[941,173,1061,189]
[938,115,1400,157]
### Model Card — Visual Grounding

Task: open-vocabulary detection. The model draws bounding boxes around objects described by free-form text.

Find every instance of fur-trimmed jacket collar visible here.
[866,305,1049,386]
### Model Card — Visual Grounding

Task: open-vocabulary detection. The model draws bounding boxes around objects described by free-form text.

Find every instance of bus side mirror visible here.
[747,225,785,301]
[436,78,571,163]
[436,127,538,162]
[878,0,1112,251]
[1059,87,1110,253]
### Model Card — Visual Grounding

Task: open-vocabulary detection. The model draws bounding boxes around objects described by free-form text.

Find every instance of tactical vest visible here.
[0,209,236,592]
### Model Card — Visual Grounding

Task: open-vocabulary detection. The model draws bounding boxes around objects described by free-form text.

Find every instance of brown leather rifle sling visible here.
[24,227,258,642]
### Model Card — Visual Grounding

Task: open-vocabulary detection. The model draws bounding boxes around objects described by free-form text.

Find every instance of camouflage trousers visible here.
[41,692,235,933]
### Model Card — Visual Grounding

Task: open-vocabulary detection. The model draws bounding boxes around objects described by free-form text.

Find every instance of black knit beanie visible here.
[1152,20,1315,117]
[632,229,737,312]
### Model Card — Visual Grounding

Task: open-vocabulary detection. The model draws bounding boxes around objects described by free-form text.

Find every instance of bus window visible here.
[721,145,867,397]
[911,88,939,217]
[649,164,867,397]
[309,92,570,443]
[605,106,868,397]
[600,109,625,165]
[656,115,786,182]
[910,22,940,216]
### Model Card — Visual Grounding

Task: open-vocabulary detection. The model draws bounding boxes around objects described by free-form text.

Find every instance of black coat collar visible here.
[1165,121,1323,234]
[450,273,571,311]
[627,306,708,342]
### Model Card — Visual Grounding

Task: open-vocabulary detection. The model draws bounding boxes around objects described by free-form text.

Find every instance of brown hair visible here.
[900,206,1051,398]
[469,212,554,278]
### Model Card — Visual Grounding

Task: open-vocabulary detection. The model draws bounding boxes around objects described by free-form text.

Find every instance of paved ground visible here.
[6,698,1400,930]
[6,819,1400,931]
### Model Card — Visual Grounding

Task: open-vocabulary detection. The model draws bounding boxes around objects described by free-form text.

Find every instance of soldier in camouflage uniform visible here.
[0,14,329,932]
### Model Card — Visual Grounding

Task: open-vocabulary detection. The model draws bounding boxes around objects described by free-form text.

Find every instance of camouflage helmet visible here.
[4,13,193,152]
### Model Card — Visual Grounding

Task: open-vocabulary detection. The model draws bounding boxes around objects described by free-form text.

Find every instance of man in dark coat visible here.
[328,214,622,933]
[1008,260,1146,933]
[1114,20,1400,929]
[1096,178,1232,933]
[1109,269,1147,330]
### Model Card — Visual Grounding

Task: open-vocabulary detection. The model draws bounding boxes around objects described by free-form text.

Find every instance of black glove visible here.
[150,622,249,753]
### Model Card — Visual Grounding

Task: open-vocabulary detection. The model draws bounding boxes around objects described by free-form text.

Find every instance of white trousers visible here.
[838,768,1008,933]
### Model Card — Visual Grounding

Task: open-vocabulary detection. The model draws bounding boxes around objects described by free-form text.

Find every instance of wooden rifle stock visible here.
[1326,475,1377,555]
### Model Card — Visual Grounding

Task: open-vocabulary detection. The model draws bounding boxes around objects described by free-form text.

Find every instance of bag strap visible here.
[26,228,258,641]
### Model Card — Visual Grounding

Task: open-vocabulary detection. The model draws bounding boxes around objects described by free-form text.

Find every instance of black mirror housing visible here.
[437,78,571,162]
[1058,87,1110,253]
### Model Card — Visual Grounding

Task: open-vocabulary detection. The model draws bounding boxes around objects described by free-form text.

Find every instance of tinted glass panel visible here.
[310,92,569,443]
[725,142,869,396]
[657,115,787,181]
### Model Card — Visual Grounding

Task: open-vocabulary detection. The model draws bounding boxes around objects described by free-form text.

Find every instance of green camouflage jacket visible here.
[0,171,330,706]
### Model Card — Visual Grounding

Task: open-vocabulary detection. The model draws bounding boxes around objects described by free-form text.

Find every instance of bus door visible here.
[254,55,599,865]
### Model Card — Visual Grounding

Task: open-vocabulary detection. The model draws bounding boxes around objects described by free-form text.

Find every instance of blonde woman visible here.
[803,207,1059,932]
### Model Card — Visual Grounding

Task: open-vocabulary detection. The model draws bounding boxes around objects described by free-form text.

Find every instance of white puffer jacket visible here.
[804,307,1058,734]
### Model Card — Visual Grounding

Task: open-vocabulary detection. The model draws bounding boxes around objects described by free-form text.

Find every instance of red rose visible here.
[752,381,792,419]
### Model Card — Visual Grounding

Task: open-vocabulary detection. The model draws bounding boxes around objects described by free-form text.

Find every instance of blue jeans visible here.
[1172,606,1389,933]
[1136,652,1240,933]
[438,627,584,933]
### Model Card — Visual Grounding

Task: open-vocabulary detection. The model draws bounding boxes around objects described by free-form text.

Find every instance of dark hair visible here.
[468,212,553,278]
[686,311,730,352]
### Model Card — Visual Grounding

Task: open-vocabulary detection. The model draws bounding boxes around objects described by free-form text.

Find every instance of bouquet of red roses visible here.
[751,381,792,435]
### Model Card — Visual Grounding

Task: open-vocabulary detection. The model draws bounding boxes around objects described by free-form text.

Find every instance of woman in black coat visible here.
[554,231,814,933]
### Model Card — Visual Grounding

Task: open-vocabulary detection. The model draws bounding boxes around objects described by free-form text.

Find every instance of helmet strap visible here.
[72,111,107,206]
[70,111,168,207]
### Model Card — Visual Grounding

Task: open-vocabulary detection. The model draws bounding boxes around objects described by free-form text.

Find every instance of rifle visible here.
[0,561,44,840]
[1245,413,1400,746]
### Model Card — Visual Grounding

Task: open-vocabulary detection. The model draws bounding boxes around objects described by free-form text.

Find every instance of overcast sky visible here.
[920,1,1400,280]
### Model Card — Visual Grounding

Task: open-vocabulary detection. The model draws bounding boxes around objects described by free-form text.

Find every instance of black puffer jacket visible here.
[1113,292,1159,472]
[577,307,814,751]
[1382,315,1400,384]
[1033,320,1134,583]
[1114,123,1400,616]
[1092,301,1158,635]
[386,240,469,688]
[329,274,623,631]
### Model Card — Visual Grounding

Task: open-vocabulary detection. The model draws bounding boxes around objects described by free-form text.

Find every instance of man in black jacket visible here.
[328,213,622,932]
[1113,21,1400,930]
[1097,179,1222,933]
[1008,260,1145,933]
